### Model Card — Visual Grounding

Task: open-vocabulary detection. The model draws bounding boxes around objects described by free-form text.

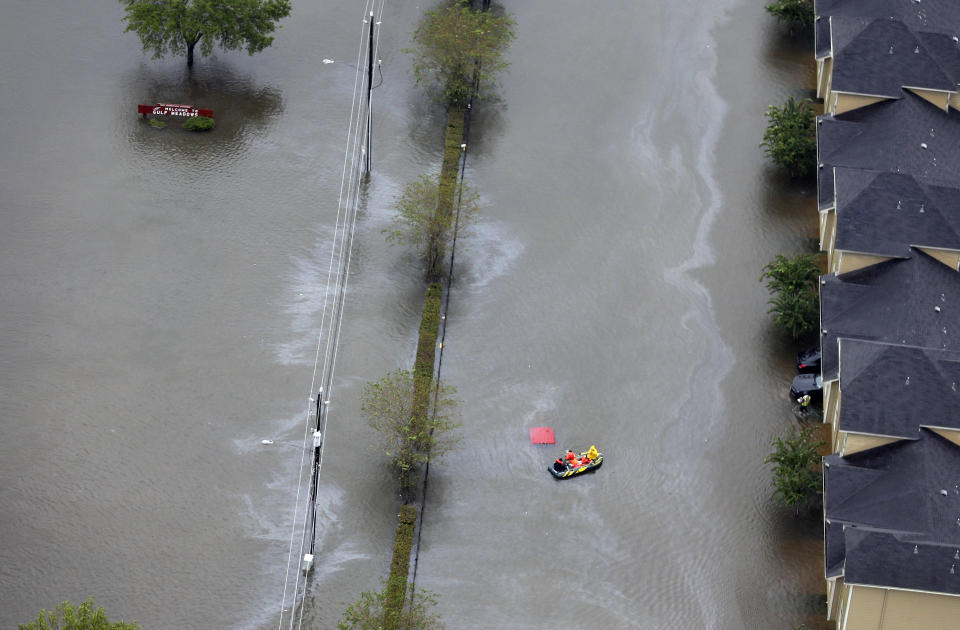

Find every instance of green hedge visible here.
[412,283,443,423]
[383,505,419,628]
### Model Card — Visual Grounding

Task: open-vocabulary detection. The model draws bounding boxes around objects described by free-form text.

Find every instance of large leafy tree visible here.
[361,369,460,500]
[765,426,824,516]
[20,598,139,630]
[407,0,516,107]
[761,96,817,178]
[384,174,478,279]
[760,253,821,339]
[120,0,292,67]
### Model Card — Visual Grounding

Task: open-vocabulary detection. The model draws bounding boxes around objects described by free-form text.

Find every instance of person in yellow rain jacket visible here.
[585,445,599,461]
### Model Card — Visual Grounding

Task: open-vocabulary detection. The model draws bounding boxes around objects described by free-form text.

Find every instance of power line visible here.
[277,1,384,628]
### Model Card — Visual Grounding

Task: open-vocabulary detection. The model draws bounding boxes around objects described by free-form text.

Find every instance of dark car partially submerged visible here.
[790,373,823,404]
[796,346,821,373]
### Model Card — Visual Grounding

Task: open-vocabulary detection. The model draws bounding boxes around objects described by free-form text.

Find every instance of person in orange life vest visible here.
[580,456,592,466]
[553,458,566,472]
[565,450,577,462]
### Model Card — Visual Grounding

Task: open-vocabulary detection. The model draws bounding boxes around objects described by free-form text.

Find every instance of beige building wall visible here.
[821,209,837,256]
[835,251,890,274]
[906,88,952,112]
[836,583,960,630]
[917,247,960,271]
[931,427,960,447]
[840,433,898,456]
[833,93,887,116]
[818,56,833,100]
[824,380,840,449]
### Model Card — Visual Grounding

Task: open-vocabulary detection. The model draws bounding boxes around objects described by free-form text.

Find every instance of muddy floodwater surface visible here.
[0,1,824,628]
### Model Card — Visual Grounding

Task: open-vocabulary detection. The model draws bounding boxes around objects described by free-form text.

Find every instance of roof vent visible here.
[943,489,950,496]
[955,549,959,559]
[953,36,959,43]
[921,142,928,149]
[915,545,920,554]
[905,376,911,385]
[920,202,925,213]
[936,306,942,312]
[889,45,895,54]
[952,381,957,391]
[897,200,902,209]
[915,46,920,54]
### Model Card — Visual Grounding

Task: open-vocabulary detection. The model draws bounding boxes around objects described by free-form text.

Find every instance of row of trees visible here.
[761,10,824,525]
[341,3,515,629]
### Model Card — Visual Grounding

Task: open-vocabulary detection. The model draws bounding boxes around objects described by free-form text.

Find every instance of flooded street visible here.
[0,1,822,629]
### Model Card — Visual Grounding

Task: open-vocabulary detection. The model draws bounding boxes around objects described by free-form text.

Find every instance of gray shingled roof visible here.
[815,0,960,59]
[833,167,960,257]
[823,429,960,593]
[838,339,960,438]
[830,17,955,97]
[820,249,960,382]
[817,91,960,211]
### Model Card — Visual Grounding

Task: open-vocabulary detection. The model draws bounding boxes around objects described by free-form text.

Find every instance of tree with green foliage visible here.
[765,0,815,30]
[20,598,139,630]
[384,174,478,278]
[761,253,820,339]
[120,0,292,67]
[765,426,824,516]
[339,581,444,630]
[407,0,516,107]
[361,369,461,500]
[761,96,817,178]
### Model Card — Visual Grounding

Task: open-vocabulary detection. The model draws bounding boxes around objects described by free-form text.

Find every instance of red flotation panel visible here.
[529,426,556,444]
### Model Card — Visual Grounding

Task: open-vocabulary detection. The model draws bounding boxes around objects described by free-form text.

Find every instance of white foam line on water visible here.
[656,5,739,630]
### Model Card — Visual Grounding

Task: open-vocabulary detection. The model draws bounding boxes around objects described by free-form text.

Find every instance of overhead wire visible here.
[277,0,383,627]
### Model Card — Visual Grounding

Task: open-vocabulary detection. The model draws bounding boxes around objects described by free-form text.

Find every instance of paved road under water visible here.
[0,1,824,628]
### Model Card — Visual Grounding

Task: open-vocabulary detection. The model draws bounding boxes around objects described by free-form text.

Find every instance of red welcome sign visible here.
[138,103,214,118]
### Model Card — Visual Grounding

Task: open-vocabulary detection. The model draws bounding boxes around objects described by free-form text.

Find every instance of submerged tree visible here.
[19,598,140,630]
[761,96,817,178]
[765,0,815,31]
[407,0,516,107]
[361,369,461,500]
[765,426,824,516]
[120,0,292,67]
[339,581,445,630]
[761,253,820,339]
[384,174,479,279]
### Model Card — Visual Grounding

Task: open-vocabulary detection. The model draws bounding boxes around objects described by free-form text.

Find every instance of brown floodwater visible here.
[0,0,825,628]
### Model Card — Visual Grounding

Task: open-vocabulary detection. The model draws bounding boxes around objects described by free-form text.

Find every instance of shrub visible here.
[761,253,820,339]
[761,97,816,178]
[183,115,215,131]
[765,426,824,516]
[765,0,815,30]
[148,118,166,128]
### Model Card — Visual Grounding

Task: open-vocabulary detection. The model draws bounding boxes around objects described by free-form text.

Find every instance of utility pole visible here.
[365,11,374,175]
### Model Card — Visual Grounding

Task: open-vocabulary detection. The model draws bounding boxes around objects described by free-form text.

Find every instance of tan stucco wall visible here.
[836,252,890,274]
[931,428,960,447]
[824,380,840,449]
[840,584,960,630]
[841,433,899,456]
[822,209,837,255]
[833,93,886,116]
[906,88,951,112]
[818,56,833,100]
[917,247,960,271]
